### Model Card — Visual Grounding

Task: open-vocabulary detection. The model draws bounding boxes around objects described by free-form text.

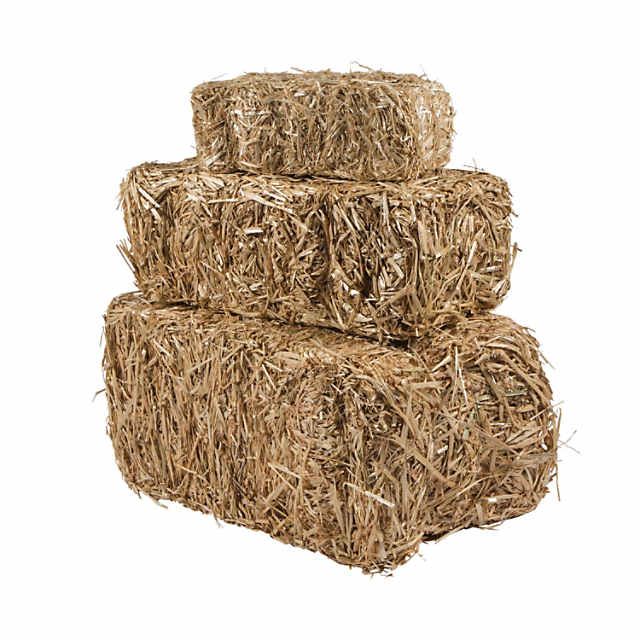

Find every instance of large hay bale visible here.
[104,293,557,572]
[191,71,454,180]
[121,159,514,340]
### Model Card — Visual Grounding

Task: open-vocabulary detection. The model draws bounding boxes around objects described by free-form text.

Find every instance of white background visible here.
[1,1,638,638]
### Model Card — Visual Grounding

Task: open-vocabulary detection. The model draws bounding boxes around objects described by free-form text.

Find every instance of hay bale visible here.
[191,71,454,180]
[121,159,514,340]
[104,293,557,572]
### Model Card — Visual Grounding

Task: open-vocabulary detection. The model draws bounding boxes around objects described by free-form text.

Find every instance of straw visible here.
[191,70,454,180]
[120,159,514,341]
[104,293,557,572]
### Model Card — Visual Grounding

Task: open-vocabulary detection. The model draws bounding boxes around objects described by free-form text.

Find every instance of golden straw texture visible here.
[104,293,557,572]
[120,159,514,341]
[191,71,454,180]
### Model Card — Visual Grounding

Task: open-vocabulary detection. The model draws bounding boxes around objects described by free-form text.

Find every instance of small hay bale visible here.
[120,159,514,341]
[191,70,454,180]
[104,293,557,572]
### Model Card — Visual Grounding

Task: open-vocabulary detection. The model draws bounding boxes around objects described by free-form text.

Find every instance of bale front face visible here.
[121,160,514,341]
[191,71,454,180]
[104,294,557,572]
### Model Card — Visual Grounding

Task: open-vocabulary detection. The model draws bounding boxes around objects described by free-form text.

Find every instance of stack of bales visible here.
[105,71,558,573]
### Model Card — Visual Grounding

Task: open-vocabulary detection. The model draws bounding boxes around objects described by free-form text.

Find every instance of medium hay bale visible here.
[104,293,557,572]
[191,70,454,180]
[120,159,514,341]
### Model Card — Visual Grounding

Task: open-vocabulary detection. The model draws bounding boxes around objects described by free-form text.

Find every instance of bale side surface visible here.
[104,293,557,572]
[191,70,454,180]
[121,159,514,341]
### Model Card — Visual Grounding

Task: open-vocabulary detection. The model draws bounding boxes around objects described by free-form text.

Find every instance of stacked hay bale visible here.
[105,71,557,573]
